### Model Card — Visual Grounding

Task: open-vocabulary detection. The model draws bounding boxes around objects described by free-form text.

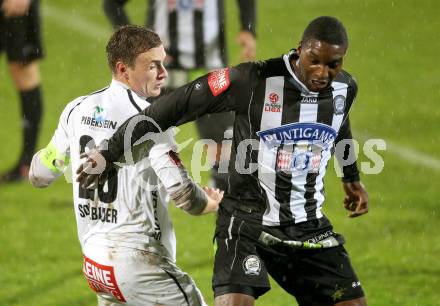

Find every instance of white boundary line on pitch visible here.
[42,4,111,39]
[386,140,440,171]
[42,4,440,173]
[355,132,440,172]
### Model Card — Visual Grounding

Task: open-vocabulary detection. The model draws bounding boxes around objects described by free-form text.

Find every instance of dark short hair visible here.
[301,16,348,48]
[106,25,162,73]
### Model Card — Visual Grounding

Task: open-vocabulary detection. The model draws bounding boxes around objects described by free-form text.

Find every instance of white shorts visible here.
[82,243,207,306]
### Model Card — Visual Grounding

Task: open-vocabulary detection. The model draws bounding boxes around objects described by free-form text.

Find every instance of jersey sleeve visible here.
[101,63,258,162]
[333,73,360,182]
[147,130,208,215]
[49,102,73,162]
[29,100,77,187]
[335,117,360,183]
[147,129,185,190]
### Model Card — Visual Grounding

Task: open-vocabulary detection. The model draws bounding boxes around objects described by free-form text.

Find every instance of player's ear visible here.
[297,42,302,55]
[115,61,128,79]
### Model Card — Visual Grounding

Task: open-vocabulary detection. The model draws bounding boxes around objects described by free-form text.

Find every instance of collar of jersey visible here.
[283,50,319,97]
[111,79,149,104]
[111,79,130,91]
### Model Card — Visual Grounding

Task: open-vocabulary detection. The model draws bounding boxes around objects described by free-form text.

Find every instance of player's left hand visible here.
[202,186,224,214]
[76,148,109,188]
[342,181,369,218]
[1,0,31,17]
[236,31,256,62]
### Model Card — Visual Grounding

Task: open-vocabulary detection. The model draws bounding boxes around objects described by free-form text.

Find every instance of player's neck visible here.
[113,74,129,87]
[290,58,304,83]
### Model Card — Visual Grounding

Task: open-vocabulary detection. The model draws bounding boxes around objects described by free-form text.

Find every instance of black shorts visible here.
[212,206,364,305]
[0,0,44,62]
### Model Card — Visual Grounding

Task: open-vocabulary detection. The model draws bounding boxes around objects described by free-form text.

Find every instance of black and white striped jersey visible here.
[147,0,256,70]
[103,50,360,226]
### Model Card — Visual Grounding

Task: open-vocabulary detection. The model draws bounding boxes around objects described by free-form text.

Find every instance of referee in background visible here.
[0,0,44,184]
[103,0,257,191]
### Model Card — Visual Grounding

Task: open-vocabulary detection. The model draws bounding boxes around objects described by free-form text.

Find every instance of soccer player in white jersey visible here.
[29,25,222,306]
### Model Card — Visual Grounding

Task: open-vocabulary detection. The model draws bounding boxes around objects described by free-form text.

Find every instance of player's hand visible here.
[236,31,256,62]
[343,181,369,218]
[201,186,224,214]
[76,148,109,188]
[1,0,31,17]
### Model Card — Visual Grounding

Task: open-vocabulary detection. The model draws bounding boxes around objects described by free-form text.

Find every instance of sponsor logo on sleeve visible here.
[208,68,231,97]
[83,255,126,303]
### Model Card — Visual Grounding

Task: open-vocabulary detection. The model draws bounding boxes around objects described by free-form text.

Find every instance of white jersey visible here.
[50,80,184,260]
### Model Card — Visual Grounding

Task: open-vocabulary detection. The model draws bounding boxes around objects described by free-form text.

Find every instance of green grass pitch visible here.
[0,0,439,305]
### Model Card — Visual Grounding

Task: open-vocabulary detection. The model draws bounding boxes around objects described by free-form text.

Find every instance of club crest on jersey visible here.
[208,68,230,96]
[243,255,261,275]
[276,144,322,174]
[333,95,346,115]
[264,92,282,112]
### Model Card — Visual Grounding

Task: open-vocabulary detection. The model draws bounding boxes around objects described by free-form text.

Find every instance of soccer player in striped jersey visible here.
[29,26,223,306]
[103,0,257,191]
[77,17,369,306]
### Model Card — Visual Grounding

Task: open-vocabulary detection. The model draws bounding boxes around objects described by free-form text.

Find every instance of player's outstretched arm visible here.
[76,60,262,188]
[148,141,223,216]
[76,66,246,187]
[168,182,223,216]
[343,181,369,218]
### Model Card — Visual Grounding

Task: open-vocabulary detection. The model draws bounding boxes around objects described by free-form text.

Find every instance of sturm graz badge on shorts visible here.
[243,255,261,276]
[333,95,346,115]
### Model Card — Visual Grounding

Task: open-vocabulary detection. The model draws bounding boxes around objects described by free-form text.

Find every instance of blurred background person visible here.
[0,0,44,183]
[103,0,257,191]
